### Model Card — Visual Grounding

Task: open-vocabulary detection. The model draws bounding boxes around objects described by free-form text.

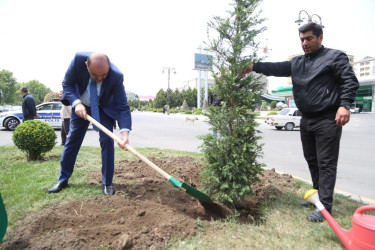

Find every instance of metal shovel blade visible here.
[168,176,212,203]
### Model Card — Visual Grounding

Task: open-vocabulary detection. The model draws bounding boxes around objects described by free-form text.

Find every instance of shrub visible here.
[193,108,203,115]
[270,101,277,109]
[182,100,189,112]
[267,111,278,116]
[185,110,192,114]
[202,99,209,112]
[260,101,268,111]
[12,120,56,161]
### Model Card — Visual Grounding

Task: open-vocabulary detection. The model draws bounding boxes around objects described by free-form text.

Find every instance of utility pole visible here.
[162,67,176,115]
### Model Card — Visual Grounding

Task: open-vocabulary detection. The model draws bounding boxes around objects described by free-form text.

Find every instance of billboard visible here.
[194,53,212,70]
[287,98,296,108]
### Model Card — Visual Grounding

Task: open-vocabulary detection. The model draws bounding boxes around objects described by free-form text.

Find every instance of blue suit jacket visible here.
[61,52,131,130]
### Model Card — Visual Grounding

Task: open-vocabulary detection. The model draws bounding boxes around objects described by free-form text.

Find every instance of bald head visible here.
[86,53,110,82]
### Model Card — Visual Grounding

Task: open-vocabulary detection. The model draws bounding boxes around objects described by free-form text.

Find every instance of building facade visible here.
[353,56,375,112]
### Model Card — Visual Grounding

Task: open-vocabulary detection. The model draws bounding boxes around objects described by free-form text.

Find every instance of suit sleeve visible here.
[112,75,132,131]
[62,54,82,106]
[253,61,291,77]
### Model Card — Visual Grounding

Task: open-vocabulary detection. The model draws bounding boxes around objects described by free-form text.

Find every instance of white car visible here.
[0,102,62,131]
[350,107,360,114]
[266,108,302,131]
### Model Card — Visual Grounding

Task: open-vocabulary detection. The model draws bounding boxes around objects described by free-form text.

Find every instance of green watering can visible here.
[0,192,7,242]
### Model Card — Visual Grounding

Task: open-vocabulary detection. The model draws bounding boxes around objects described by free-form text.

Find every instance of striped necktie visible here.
[89,78,100,132]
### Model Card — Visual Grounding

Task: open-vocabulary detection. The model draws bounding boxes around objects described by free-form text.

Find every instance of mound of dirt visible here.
[3,156,295,249]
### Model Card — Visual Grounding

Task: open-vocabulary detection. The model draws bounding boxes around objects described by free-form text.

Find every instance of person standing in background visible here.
[20,87,37,121]
[59,90,72,146]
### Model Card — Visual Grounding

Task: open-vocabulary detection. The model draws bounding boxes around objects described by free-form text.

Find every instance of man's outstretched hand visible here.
[239,65,253,79]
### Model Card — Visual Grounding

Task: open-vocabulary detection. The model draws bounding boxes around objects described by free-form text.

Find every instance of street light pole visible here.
[295,10,324,28]
[162,67,176,115]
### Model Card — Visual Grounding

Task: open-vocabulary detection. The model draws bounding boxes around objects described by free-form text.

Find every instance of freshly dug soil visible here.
[3,156,294,249]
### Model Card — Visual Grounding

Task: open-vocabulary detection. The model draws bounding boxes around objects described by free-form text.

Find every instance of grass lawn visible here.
[0,146,368,249]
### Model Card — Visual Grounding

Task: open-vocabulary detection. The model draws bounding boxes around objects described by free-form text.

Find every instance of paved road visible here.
[260,113,375,203]
[1,112,374,203]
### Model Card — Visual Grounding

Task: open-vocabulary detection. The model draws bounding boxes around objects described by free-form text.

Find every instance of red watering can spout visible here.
[304,189,375,250]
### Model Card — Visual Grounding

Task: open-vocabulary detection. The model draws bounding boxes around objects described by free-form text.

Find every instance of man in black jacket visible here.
[243,22,359,222]
[20,87,37,121]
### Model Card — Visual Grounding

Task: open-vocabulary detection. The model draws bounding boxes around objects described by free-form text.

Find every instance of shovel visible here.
[86,115,213,203]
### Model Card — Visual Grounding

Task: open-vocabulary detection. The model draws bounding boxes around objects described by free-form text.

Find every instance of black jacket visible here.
[253,47,359,117]
[22,94,37,121]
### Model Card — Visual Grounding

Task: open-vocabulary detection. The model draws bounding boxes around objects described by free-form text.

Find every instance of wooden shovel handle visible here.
[86,115,172,180]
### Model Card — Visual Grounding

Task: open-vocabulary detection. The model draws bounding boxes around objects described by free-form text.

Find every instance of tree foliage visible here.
[152,88,197,109]
[153,89,167,109]
[200,0,267,205]
[0,70,18,104]
[19,80,52,105]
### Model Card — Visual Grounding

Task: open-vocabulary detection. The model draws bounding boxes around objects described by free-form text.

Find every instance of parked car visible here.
[0,102,62,131]
[265,108,302,131]
[350,106,360,114]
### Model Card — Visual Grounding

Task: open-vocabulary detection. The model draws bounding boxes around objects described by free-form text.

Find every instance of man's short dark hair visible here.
[21,87,28,93]
[298,22,323,37]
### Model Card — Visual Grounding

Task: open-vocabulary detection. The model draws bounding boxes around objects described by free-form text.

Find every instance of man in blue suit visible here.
[48,52,132,195]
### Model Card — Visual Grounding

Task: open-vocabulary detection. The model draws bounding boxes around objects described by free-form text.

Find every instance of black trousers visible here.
[300,113,342,213]
[61,118,70,145]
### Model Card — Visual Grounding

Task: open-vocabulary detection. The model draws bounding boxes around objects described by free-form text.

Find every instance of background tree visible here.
[171,89,183,108]
[0,70,17,104]
[153,89,167,109]
[200,0,266,206]
[182,87,197,108]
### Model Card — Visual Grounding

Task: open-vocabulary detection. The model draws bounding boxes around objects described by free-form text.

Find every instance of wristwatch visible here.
[341,104,351,110]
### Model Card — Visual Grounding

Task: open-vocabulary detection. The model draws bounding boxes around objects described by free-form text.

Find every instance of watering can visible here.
[304,189,375,250]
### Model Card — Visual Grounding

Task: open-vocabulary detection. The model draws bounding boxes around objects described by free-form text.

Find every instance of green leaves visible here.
[12,120,56,161]
[201,0,266,206]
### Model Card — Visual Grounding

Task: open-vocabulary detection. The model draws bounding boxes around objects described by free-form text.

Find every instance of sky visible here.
[0,0,374,96]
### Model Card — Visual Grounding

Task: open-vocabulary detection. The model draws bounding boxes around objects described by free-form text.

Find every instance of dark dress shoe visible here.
[306,209,325,222]
[102,184,115,196]
[48,182,68,193]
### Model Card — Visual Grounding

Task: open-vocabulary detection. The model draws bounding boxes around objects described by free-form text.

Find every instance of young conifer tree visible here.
[200,0,267,205]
